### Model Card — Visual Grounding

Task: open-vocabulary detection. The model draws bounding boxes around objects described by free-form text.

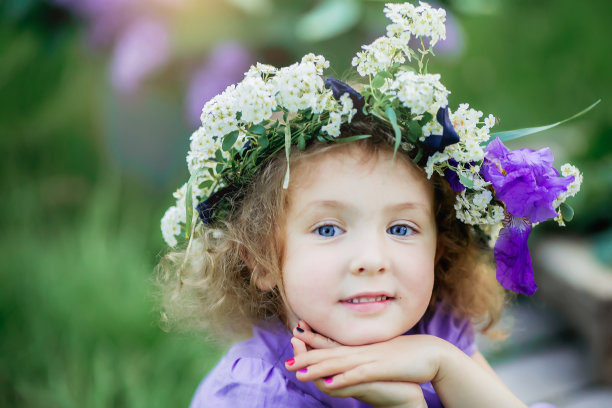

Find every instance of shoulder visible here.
[190,355,325,408]
[190,324,328,407]
[416,304,478,356]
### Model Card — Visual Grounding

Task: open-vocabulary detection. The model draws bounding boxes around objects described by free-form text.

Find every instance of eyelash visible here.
[313,224,344,238]
[386,223,416,237]
[312,223,417,238]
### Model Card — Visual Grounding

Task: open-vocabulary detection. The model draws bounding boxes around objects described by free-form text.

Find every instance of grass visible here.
[0,179,224,407]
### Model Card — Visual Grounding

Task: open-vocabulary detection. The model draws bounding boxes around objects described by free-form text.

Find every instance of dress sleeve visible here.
[423,306,478,356]
[189,356,325,408]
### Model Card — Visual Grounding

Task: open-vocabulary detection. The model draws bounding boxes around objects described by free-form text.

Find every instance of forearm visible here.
[433,345,526,408]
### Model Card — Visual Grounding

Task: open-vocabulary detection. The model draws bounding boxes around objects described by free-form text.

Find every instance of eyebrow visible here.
[296,200,431,217]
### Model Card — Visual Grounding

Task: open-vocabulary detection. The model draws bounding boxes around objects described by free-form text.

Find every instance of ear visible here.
[240,249,277,291]
[253,269,277,291]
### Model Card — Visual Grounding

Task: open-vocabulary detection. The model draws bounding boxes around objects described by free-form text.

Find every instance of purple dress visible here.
[190,307,476,408]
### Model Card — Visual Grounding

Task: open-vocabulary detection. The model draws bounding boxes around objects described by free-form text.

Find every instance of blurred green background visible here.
[1,0,610,406]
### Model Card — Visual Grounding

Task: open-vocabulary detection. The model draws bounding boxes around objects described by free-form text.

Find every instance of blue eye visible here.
[387,224,413,236]
[315,225,343,237]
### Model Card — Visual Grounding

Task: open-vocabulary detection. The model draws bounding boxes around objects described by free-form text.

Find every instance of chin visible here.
[334,328,401,346]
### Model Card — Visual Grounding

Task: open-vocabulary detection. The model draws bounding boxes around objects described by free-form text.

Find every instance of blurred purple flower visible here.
[51,0,137,47]
[481,137,573,223]
[410,2,463,56]
[434,4,463,56]
[494,215,537,295]
[185,42,253,126]
[110,17,171,94]
[481,137,574,295]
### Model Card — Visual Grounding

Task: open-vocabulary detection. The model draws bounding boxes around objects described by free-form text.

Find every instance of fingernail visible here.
[286,358,295,366]
[298,368,308,373]
[296,327,304,333]
[324,377,333,384]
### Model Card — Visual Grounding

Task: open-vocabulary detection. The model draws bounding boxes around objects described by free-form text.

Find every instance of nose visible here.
[349,234,390,275]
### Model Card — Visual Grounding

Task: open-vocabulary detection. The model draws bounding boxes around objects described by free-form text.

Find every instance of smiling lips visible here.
[340,293,394,313]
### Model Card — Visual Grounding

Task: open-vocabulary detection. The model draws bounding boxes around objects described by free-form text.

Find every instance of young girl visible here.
[157,3,581,407]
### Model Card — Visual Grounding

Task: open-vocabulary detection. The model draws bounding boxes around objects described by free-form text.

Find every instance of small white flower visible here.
[388,71,449,116]
[161,206,184,247]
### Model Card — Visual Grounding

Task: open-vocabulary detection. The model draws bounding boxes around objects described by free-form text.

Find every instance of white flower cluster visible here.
[423,104,502,236]
[162,53,358,246]
[352,36,412,77]
[424,104,495,182]
[386,71,449,116]
[454,189,505,226]
[384,1,446,46]
[161,182,210,247]
[273,54,332,113]
[352,2,445,77]
[553,163,583,226]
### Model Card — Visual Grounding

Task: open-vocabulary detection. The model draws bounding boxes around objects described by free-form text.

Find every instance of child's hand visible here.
[286,332,527,408]
[291,320,341,352]
[288,324,431,408]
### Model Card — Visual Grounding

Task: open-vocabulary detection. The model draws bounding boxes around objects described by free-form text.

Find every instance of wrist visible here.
[429,336,463,386]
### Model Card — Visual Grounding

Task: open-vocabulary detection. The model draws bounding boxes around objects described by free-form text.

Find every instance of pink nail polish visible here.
[298,368,307,373]
[286,358,295,366]
[325,377,333,384]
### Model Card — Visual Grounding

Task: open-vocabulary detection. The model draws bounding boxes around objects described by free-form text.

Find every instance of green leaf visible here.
[297,133,306,150]
[385,106,402,161]
[487,100,601,144]
[371,71,392,89]
[200,179,214,189]
[249,124,266,135]
[408,120,422,139]
[335,134,372,143]
[412,147,423,165]
[216,163,224,174]
[214,149,224,162]
[184,168,208,238]
[222,130,239,151]
[560,202,574,222]
[258,133,269,149]
[283,125,291,189]
[459,174,474,188]
[418,112,433,126]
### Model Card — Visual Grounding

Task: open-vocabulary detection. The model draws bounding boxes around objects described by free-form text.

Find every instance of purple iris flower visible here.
[494,216,537,295]
[324,77,365,115]
[424,106,460,151]
[481,137,574,295]
[481,138,573,223]
[443,159,465,192]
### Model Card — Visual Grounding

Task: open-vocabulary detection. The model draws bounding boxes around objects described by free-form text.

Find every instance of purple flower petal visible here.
[424,106,461,151]
[444,168,465,192]
[494,215,538,295]
[110,18,171,94]
[481,137,573,223]
[185,42,253,126]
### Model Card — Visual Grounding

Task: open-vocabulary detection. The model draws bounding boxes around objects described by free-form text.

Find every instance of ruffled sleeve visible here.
[190,355,325,408]
[418,305,477,356]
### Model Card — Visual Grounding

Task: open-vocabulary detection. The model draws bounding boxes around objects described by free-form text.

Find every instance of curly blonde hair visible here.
[156,118,506,341]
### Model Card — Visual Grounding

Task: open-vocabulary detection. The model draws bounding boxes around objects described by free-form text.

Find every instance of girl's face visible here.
[281,146,437,346]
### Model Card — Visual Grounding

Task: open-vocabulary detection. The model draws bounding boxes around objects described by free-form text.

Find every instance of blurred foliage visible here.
[1,0,611,406]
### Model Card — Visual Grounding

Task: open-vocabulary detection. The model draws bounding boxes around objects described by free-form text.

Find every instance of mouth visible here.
[342,295,393,304]
[339,293,395,313]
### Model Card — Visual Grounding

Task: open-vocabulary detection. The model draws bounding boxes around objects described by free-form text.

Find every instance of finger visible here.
[314,379,426,407]
[292,353,369,381]
[293,320,341,350]
[291,336,308,355]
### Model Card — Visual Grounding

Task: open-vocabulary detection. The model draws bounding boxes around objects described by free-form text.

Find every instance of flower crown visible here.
[162,2,590,296]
